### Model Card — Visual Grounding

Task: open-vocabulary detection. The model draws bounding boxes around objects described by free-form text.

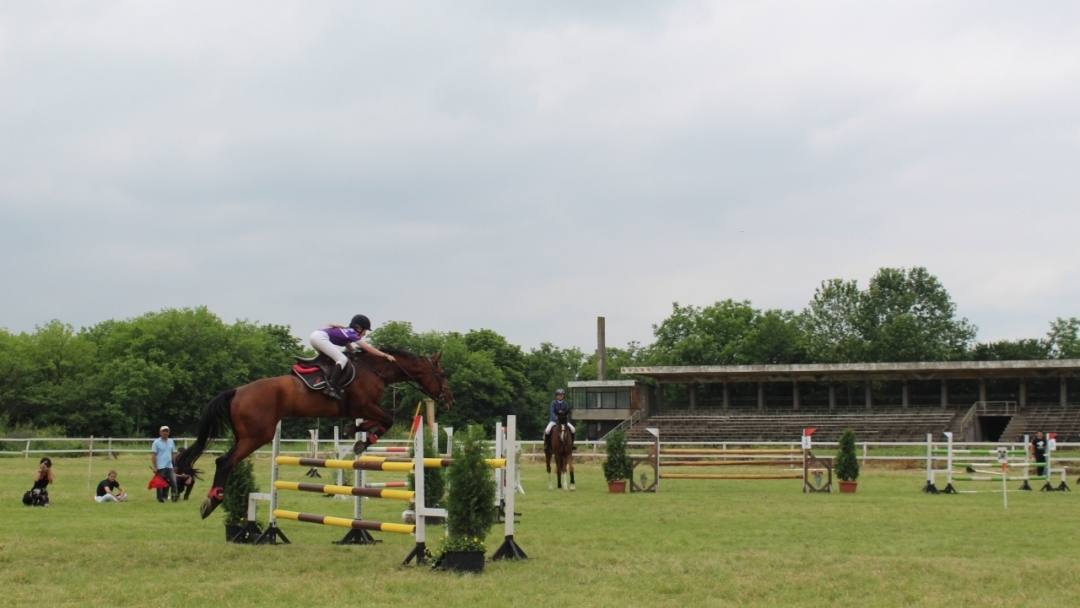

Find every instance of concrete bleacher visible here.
[625,409,959,443]
[1001,406,1080,442]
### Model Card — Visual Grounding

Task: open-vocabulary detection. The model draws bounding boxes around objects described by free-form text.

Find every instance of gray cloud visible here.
[2,1,1079,351]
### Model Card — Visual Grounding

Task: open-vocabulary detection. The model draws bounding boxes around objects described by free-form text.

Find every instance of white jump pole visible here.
[333,426,347,499]
[250,421,289,544]
[491,414,527,560]
[495,421,505,510]
[360,419,369,518]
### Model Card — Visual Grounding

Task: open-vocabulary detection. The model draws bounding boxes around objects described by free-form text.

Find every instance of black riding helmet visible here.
[350,314,372,332]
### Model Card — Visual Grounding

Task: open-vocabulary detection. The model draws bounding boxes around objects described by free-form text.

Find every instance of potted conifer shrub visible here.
[439,425,497,573]
[603,430,634,493]
[221,456,260,542]
[835,429,860,494]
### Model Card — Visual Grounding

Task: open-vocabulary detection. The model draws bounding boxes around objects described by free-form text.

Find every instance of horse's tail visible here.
[176,389,236,478]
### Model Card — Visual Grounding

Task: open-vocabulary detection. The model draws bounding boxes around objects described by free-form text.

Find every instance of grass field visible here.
[2,453,1078,607]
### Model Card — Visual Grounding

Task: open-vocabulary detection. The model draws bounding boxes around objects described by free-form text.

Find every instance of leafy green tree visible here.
[1048,317,1080,358]
[970,339,1050,361]
[859,267,976,362]
[803,279,865,363]
[802,267,976,363]
[650,300,803,366]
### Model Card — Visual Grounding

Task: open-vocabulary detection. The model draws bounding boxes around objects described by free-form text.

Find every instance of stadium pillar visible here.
[1061,377,1068,407]
[1019,379,1026,407]
[793,381,800,410]
[865,381,872,410]
[828,383,836,411]
[757,382,764,411]
[902,380,909,410]
[689,384,696,410]
[722,382,729,411]
[979,379,987,404]
[940,380,948,410]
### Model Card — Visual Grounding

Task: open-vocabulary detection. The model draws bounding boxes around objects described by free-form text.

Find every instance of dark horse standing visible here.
[545,410,575,491]
[176,348,453,519]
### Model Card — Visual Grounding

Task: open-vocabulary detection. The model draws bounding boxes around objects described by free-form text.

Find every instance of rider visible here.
[544,389,575,451]
[310,314,396,400]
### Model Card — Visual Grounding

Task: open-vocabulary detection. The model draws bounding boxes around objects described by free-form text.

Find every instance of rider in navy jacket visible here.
[544,389,575,448]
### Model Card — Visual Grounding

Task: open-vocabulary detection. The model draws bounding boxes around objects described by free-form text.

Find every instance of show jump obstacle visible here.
[922,432,1070,494]
[630,428,833,493]
[251,415,527,565]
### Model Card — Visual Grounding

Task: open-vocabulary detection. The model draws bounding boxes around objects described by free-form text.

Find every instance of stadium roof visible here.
[621,360,1080,383]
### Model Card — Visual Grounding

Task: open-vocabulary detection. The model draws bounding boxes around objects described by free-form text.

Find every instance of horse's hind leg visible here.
[200,435,266,519]
[568,457,576,491]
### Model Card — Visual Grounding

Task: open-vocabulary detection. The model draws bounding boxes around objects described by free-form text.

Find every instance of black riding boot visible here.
[544,431,552,452]
[324,365,344,401]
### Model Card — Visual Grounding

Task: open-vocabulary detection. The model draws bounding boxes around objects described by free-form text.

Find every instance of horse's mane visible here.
[351,347,422,361]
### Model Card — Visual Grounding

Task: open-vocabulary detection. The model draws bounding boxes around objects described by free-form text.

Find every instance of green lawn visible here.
[1,453,1077,607]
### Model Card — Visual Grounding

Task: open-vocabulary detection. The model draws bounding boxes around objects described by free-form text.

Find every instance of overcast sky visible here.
[2,2,1078,352]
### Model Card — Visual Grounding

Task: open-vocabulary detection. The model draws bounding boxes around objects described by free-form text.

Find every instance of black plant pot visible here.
[440,551,485,573]
[225,524,247,543]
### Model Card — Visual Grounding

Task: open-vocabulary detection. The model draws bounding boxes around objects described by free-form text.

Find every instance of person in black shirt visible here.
[1029,431,1047,480]
[23,457,53,507]
[95,470,127,503]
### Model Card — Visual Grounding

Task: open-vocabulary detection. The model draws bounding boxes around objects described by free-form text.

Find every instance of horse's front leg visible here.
[568,457,576,491]
[546,452,553,490]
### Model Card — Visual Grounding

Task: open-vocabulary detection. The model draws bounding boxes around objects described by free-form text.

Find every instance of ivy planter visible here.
[838,480,858,494]
[607,480,627,494]
[440,550,485,573]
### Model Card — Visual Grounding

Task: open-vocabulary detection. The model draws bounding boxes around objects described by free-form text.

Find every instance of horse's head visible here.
[377,348,454,412]
[556,410,569,425]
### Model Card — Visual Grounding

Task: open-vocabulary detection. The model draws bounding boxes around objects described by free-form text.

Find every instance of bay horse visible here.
[545,410,575,491]
[176,348,452,519]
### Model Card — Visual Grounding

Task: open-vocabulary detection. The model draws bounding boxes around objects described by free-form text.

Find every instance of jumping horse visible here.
[546,410,575,491]
[176,348,453,519]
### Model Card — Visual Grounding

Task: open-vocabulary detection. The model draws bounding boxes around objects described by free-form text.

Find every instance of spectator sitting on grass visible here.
[23,457,53,507]
[95,470,127,503]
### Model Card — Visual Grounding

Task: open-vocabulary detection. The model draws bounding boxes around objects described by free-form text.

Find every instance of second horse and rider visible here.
[176,314,455,519]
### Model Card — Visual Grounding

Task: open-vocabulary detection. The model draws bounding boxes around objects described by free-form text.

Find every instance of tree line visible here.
[1,267,1077,438]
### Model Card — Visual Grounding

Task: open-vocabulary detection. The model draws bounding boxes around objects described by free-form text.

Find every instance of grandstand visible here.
[614,360,1080,444]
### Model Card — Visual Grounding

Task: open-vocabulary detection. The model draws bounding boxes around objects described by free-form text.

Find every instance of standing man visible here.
[95,470,127,503]
[151,426,178,503]
[544,389,575,452]
[1029,430,1048,480]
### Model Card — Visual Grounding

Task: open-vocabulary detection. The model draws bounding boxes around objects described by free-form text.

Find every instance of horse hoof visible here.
[199,498,220,519]
[547,483,553,490]
[570,485,576,491]
[352,440,367,455]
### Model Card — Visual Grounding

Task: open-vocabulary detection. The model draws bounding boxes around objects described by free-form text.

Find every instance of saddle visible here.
[292,354,356,392]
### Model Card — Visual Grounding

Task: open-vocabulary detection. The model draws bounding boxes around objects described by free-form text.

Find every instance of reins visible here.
[349,351,448,406]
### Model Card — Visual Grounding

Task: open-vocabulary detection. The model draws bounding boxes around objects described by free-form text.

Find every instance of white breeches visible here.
[545,421,575,435]
[310,330,349,368]
[95,492,126,503]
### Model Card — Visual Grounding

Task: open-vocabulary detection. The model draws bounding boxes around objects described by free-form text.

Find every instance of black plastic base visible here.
[234,521,263,543]
[490,535,528,561]
[941,483,956,494]
[403,542,428,566]
[922,481,938,494]
[335,528,380,545]
[252,524,291,545]
[305,468,322,478]
[1019,480,1033,491]
[494,500,522,524]
[1058,482,1071,491]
